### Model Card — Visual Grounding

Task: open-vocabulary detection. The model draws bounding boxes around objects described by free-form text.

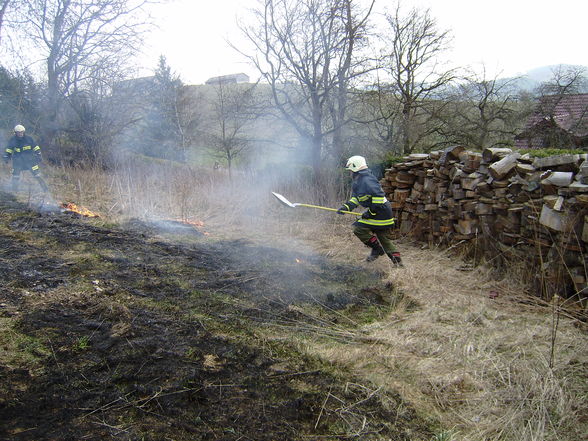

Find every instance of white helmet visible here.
[14,124,25,133]
[345,155,367,172]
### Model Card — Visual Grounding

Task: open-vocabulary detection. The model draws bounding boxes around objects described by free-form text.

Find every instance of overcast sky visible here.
[142,0,588,85]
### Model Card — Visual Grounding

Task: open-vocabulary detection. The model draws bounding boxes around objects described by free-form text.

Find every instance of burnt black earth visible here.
[0,191,433,441]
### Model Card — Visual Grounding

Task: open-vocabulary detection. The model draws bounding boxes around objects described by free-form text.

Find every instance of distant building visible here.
[515,93,588,149]
[205,73,250,85]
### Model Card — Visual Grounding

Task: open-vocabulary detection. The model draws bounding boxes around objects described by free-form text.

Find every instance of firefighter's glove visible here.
[337,205,348,215]
[362,210,371,219]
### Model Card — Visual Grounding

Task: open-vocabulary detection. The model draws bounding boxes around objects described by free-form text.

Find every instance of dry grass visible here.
[13,159,588,441]
[304,235,588,441]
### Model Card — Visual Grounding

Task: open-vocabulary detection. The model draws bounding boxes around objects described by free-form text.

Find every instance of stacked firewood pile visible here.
[381,146,588,301]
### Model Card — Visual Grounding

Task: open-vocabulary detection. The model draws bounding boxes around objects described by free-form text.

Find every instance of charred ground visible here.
[0,191,434,441]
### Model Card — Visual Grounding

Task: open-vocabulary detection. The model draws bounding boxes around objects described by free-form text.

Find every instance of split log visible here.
[541,171,573,187]
[569,182,588,193]
[407,153,429,161]
[482,147,513,162]
[532,154,581,170]
[516,163,536,175]
[439,145,466,163]
[396,171,417,185]
[454,219,478,235]
[461,173,484,190]
[539,205,574,232]
[462,152,483,171]
[543,195,564,211]
[578,160,588,184]
[476,203,493,215]
[452,187,466,200]
[393,189,411,205]
[488,153,521,179]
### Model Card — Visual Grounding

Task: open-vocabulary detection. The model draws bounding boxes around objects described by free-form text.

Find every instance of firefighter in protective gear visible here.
[337,155,403,266]
[3,125,49,192]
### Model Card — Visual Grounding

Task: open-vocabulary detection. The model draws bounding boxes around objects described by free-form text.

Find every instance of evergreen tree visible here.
[143,56,185,160]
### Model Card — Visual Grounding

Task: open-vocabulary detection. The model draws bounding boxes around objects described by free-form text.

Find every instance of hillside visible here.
[501,64,588,92]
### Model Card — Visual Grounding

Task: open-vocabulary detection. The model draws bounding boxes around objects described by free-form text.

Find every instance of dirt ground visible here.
[0,191,434,441]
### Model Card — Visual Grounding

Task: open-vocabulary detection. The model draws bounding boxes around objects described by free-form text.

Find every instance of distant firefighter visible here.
[3,125,49,192]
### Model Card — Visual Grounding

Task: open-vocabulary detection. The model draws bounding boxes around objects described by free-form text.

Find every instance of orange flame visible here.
[170,218,209,235]
[173,218,204,228]
[60,202,100,218]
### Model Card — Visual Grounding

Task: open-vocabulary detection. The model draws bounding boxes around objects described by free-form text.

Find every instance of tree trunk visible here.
[0,1,9,45]
[311,134,322,177]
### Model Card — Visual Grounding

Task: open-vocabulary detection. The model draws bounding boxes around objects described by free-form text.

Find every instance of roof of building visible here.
[205,73,250,85]
[524,93,588,137]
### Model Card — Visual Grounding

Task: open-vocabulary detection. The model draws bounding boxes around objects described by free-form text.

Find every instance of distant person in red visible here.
[3,125,49,192]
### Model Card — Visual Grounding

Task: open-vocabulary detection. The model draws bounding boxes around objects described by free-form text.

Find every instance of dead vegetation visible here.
[1,161,587,441]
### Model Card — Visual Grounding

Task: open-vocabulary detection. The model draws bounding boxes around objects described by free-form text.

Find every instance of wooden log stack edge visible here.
[380,147,588,303]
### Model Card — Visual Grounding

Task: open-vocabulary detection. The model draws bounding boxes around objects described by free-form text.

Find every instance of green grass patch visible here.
[0,317,50,369]
[73,335,91,351]
[519,148,585,158]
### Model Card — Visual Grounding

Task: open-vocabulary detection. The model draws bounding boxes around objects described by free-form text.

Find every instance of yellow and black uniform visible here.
[3,134,48,192]
[339,168,402,265]
[340,169,395,229]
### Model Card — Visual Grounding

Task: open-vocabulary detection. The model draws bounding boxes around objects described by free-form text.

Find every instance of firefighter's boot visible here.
[387,251,404,267]
[366,236,385,262]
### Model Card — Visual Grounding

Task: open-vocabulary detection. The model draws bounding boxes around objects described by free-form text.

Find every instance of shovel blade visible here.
[271,192,297,208]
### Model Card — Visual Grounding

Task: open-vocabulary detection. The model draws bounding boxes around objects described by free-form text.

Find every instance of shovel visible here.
[272,192,361,216]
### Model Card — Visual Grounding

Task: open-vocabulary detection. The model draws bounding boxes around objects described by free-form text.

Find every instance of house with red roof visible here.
[515,93,588,149]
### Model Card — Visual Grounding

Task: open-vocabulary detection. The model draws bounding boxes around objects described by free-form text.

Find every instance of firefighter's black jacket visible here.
[341,168,395,230]
[4,135,41,169]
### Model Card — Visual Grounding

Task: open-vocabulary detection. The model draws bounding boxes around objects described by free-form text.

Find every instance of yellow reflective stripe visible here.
[31,165,39,171]
[6,149,13,153]
[22,145,32,150]
[358,195,370,202]
[372,197,386,204]
[15,148,21,152]
[33,146,41,151]
[350,197,359,205]
[358,218,395,226]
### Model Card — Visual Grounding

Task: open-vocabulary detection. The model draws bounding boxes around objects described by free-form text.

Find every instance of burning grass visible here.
[60,202,100,217]
[3,159,587,441]
[0,187,433,440]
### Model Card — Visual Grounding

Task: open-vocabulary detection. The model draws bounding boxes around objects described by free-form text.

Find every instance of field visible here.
[0,160,586,440]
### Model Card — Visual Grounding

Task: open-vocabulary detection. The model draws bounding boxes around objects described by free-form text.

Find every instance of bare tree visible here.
[531,65,588,148]
[0,0,26,48]
[239,0,373,174]
[0,0,9,42]
[377,2,455,154]
[441,68,521,149]
[203,80,262,176]
[17,0,157,152]
[537,65,588,97]
[62,70,146,166]
[0,0,14,43]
